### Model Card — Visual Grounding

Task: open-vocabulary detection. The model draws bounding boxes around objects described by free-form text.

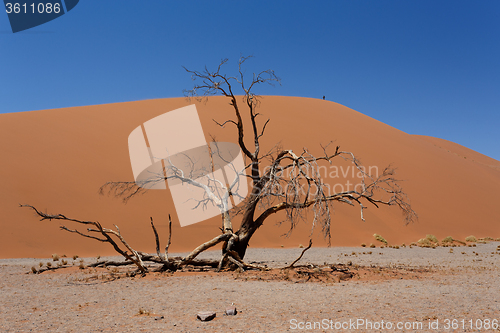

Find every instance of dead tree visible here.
[104,56,417,262]
[24,56,417,272]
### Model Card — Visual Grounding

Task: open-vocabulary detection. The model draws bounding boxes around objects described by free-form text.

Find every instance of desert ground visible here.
[1,242,500,332]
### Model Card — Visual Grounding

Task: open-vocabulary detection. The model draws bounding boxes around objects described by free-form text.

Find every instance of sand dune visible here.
[1,96,499,258]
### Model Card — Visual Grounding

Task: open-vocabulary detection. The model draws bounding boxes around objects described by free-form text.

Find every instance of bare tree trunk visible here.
[223,201,259,260]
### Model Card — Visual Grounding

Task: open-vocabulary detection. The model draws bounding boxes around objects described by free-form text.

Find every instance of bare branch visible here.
[165,214,172,260]
[287,239,313,269]
[181,233,233,265]
[150,217,162,260]
[213,118,238,128]
[20,204,147,274]
[60,226,107,242]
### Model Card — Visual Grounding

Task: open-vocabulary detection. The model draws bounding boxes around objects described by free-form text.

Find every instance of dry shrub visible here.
[52,254,60,261]
[417,238,432,248]
[465,235,477,242]
[426,234,439,244]
[373,234,388,245]
[442,236,454,243]
[441,236,466,246]
[369,243,376,248]
[361,243,366,247]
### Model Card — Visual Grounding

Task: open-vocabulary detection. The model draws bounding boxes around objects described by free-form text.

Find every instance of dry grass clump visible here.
[52,253,60,261]
[138,308,151,316]
[31,266,38,274]
[416,235,439,248]
[465,235,477,242]
[46,262,52,268]
[477,237,493,244]
[373,234,388,245]
[361,243,366,247]
[425,234,439,244]
[417,238,433,248]
[72,255,79,260]
[442,236,454,243]
[441,236,466,247]
[369,243,376,248]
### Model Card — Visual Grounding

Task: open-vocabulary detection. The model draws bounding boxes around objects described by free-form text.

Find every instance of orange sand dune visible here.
[1,96,499,258]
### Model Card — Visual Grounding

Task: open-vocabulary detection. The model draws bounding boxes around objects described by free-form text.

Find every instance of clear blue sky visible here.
[1,1,499,160]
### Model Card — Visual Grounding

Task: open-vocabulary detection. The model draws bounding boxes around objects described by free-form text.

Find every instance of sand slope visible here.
[1,96,499,258]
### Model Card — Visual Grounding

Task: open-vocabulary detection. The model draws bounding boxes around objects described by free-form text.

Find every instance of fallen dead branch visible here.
[21,204,304,275]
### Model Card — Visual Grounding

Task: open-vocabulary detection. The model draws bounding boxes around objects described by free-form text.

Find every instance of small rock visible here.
[225,307,237,316]
[197,311,216,321]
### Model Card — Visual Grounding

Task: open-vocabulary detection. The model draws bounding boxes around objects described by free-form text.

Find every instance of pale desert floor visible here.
[1,243,500,332]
